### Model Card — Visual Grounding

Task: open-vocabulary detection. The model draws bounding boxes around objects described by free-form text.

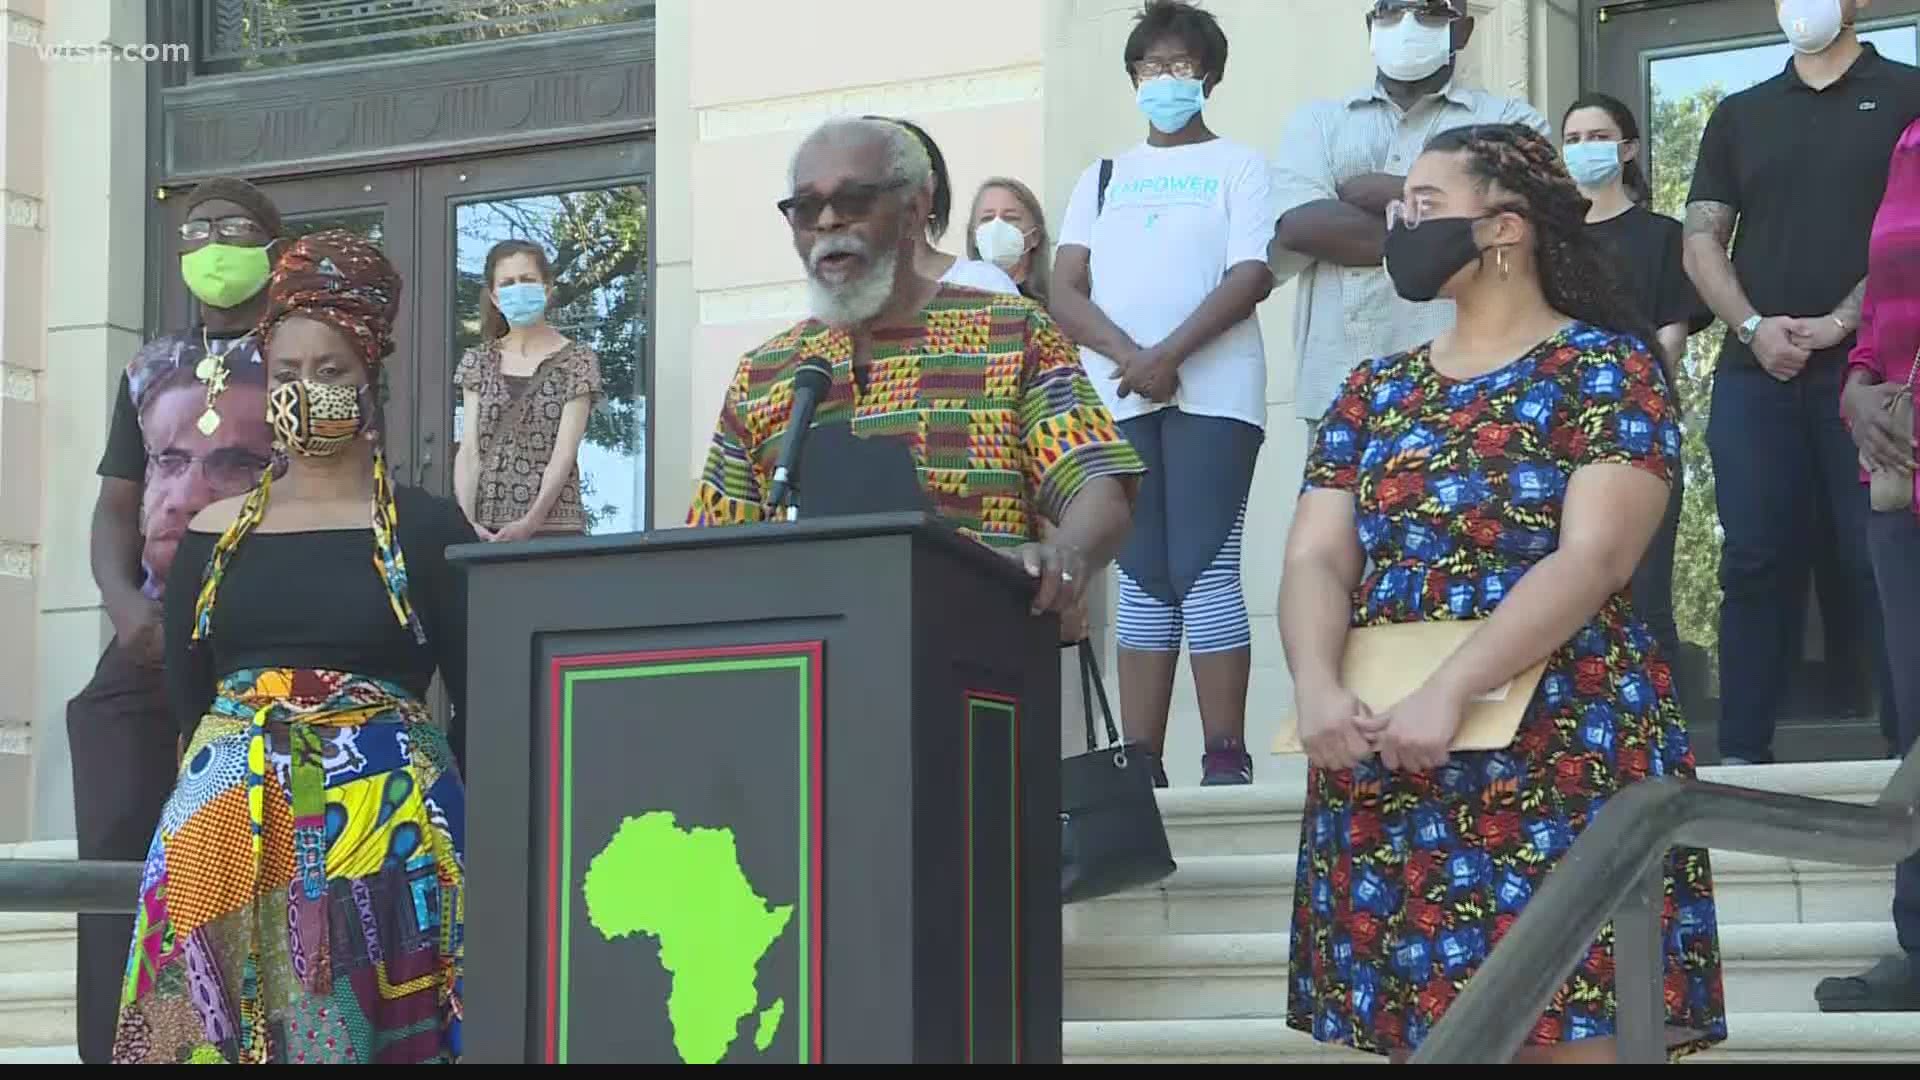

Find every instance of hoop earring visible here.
[1496,247,1510,280]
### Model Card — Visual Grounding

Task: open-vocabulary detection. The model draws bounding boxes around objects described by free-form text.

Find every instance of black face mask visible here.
[1383,216,1489,302]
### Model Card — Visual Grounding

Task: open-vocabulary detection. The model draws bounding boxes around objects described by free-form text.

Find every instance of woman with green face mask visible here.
[452,238,605,542]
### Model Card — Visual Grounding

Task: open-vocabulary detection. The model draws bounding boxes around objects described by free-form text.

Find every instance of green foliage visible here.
[1649,85,1728,673]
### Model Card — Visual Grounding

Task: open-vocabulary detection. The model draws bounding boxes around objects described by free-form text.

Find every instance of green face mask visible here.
[180,243,272,310]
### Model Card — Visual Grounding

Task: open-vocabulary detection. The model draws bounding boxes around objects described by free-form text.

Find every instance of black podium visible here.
[449,513,1063,1064]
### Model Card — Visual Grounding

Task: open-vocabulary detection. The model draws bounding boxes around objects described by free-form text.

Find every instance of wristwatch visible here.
[1735,314,1763,345]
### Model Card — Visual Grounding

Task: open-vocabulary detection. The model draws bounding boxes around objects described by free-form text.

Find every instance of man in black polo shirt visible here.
[1683,2,1920,1011]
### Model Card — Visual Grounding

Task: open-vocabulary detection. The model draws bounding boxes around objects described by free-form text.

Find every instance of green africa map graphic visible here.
[583,811,795,1064]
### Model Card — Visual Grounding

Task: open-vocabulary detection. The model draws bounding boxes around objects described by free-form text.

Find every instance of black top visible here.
[1586,204,1708,337]
[1687,44,1920,370]
[162,485,477,762]
[99,373,147,482]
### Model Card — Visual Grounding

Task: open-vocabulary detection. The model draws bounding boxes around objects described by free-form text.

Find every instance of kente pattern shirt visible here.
[687,286,1147,547]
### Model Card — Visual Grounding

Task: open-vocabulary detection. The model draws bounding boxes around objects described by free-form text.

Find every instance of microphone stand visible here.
[766,358,833,523]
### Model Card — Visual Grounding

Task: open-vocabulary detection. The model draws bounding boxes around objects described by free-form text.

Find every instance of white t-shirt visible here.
[939,257,1020,294]
[1057,138,1275,428]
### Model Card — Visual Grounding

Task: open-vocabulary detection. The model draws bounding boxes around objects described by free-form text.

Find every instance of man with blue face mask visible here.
[1053,0,1277,787]
[1271,0,1547,427]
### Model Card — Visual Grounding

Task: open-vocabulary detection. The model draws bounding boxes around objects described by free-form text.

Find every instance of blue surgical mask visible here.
[495,281,548,328]
[1562,141,1623,187]
[1136,76,1205,135]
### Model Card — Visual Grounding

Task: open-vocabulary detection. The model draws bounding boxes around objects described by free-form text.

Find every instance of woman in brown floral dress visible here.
[1278,124,1725,1062]
[453,239,604,540]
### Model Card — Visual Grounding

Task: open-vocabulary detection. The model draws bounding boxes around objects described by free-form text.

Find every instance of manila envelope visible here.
[1272,620,1550,754]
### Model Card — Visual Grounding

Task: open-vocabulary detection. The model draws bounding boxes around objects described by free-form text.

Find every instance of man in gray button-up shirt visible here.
[1271,0,1548,424]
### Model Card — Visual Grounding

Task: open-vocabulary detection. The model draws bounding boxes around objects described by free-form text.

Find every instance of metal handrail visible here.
[12,757,1918,1063]
[1413,750,1920,1063]
[0,860,144,915]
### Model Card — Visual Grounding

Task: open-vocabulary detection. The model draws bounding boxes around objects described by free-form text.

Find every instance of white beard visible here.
[807,246,898,327]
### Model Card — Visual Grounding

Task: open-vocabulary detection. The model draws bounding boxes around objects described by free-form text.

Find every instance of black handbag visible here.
[1060,639,1177,904]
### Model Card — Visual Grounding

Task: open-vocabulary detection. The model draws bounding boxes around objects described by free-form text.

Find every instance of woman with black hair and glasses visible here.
[1052,0,1275,786]
[1561,91,1704,679]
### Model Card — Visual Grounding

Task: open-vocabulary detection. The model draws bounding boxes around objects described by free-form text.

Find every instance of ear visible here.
[1453,15,1476,51]
[1619,137,1641,166]
[1480,209,1528,249]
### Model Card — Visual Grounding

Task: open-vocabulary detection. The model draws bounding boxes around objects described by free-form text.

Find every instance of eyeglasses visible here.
[147,447,273,495]
[1386,198,1523,231]
[179,216,268,243]
[1130,56,1200,80]
[776,178,912,229]
[1367,0,1461,27]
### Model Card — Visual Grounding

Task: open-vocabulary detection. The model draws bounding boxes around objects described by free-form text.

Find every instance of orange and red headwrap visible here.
[258,229,402,367]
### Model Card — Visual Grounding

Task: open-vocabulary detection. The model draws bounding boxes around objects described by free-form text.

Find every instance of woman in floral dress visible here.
[1278,124,1726,1062]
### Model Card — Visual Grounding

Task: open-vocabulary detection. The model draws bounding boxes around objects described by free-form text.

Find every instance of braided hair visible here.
[1425,123,1659,357]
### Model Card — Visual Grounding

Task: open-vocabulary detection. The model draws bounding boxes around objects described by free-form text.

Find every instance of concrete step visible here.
[0,913,76,974]
[0,840,78,860]
[1065,849,1894,938]
[1162,759,1899,858]
[0,1043,78,1064]
[0,971,74,1048]
[1063,923,1899,1021]
[1062,1012,1920,1063]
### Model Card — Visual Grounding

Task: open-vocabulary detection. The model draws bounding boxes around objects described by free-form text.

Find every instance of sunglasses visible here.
[776,178,911,229]
[1367,0,1462,24]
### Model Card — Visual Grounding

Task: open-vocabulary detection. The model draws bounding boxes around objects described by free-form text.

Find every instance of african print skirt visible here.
[111,669,465,1065]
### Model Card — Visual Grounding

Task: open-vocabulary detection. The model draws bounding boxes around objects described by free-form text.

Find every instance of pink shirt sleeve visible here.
[1845,118,1920,416]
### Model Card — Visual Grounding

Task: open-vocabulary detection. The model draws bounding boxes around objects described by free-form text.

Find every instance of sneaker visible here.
[1815,955,1920,1013]
[1201,736,1252,786]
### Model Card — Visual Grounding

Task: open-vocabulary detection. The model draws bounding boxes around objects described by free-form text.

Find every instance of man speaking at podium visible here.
[687,116,1145,619]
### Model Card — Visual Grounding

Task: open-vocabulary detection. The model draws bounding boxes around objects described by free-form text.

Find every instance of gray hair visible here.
[787,116,932,196]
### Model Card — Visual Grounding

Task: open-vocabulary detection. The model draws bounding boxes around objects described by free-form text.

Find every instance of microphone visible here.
[766,357,833,521]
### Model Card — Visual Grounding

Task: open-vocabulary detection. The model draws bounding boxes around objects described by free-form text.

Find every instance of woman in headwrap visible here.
[115,231,476,1065]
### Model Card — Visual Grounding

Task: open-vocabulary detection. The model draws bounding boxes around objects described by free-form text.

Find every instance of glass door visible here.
[156,168,425,482]
[1590,1,1920,749]
[417,141,654,533]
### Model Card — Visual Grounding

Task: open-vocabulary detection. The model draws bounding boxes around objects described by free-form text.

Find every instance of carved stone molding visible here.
[1460,0,1537,112]
[3,12,41,49]
[3,191,43,231]
[158,27,656,182]
[0,541,32,579]
[698,65,1045,142]
[1,366,34,402]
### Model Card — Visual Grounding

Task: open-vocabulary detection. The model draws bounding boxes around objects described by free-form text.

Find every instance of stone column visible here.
[0,0,47,840]
[29,0,147,840]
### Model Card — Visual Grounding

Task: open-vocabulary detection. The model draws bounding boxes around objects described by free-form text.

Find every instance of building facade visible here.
[4,0,1909,838]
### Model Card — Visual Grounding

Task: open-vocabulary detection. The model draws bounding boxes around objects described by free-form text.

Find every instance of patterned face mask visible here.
[268,378,366,457]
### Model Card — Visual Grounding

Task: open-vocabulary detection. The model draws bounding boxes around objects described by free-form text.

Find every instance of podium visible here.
[448,513,1063,1064]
